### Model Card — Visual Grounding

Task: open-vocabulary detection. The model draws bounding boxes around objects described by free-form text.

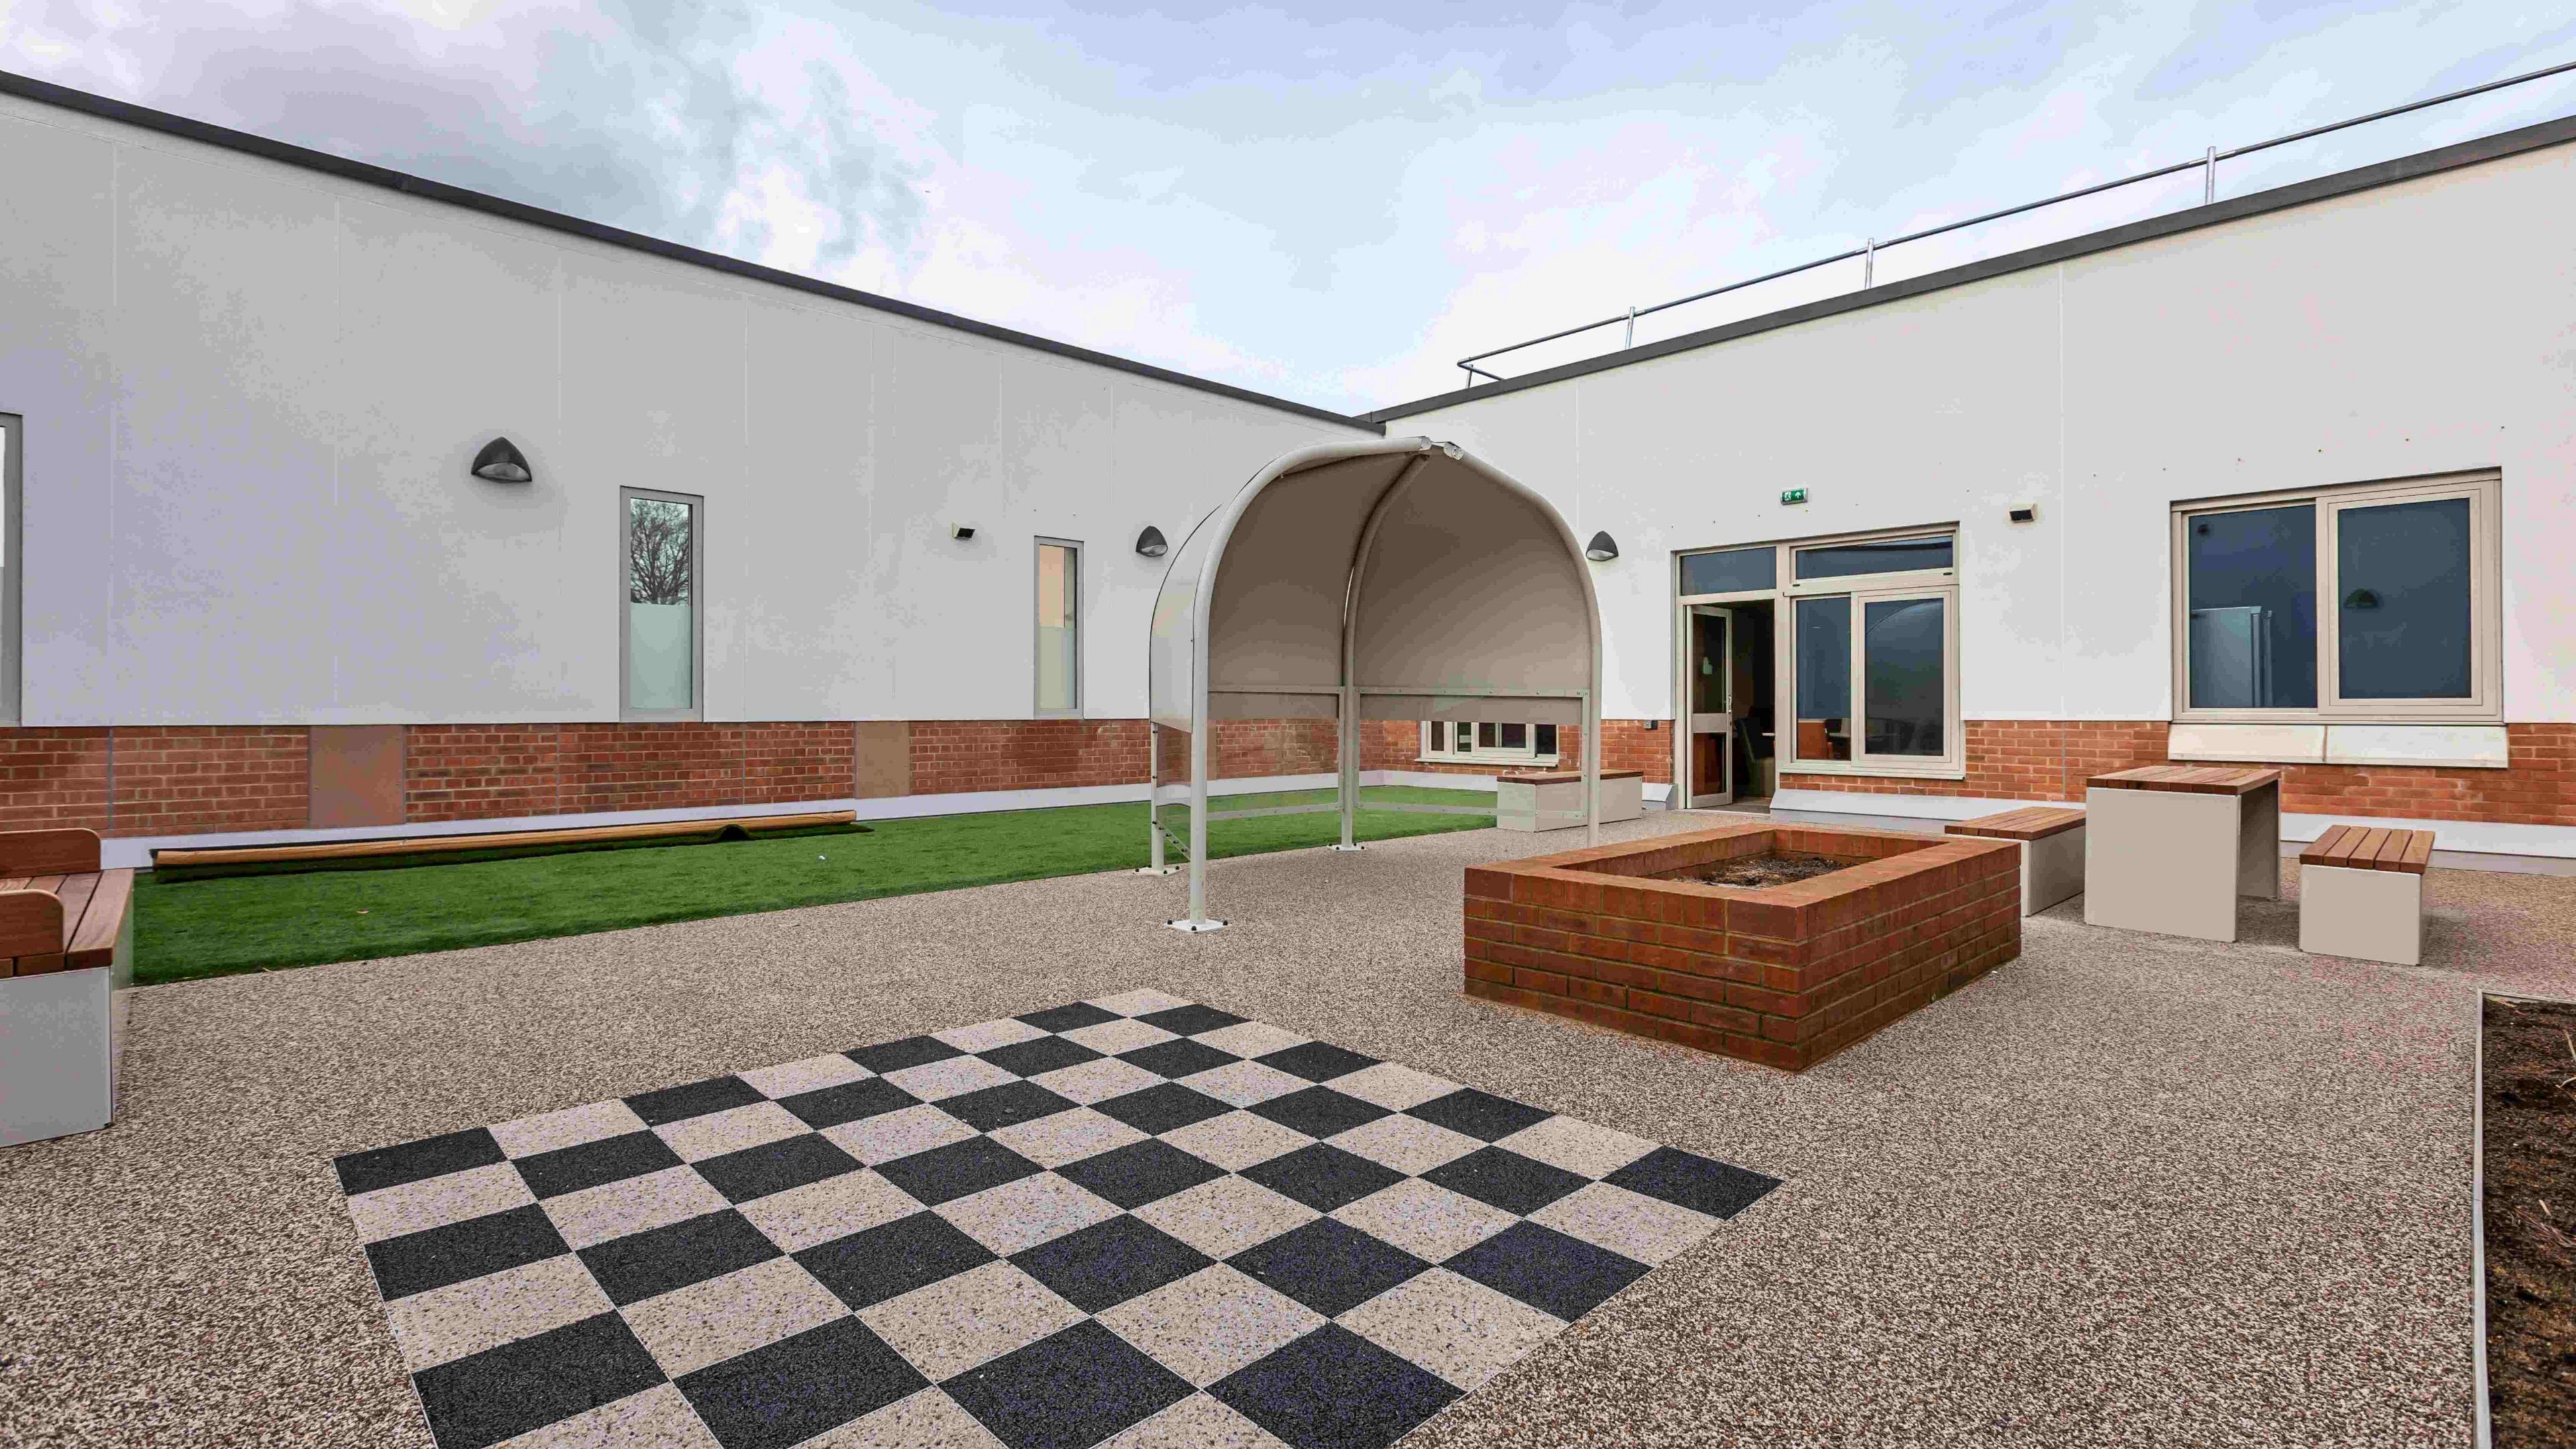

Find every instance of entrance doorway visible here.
[1681,599,1774,808]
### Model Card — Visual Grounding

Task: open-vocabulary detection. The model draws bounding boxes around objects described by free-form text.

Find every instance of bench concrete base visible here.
[1497,773,1643,832]
[2018,828,2086,916]
[2083,784,2278,943]
[2299,863,2424,965]
[0,957,129,1148]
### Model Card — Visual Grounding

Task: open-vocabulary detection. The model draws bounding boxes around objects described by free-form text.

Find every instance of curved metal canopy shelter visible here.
[1147,436,1605,930]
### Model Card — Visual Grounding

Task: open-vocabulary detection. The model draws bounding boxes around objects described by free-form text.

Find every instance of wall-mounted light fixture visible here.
[2006,502,2039,525]
[1584,531,1619,562]
[470,437,532,483]
[949,523,977,541]
[1134,525,1169,558]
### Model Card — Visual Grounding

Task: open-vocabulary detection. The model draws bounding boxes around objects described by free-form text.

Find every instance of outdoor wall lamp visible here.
[470,437,532,483]
[1585,531,1619,562]
[1135,525,1169,558]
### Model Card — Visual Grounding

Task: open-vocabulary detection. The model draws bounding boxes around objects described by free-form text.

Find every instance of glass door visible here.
[1686,605,1733,807]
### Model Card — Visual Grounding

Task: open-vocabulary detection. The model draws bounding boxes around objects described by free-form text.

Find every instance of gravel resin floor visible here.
[8,810,2575,1448]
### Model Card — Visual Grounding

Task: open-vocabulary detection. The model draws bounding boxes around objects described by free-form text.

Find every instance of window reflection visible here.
[2338,498,2471,699]
[2185,504,2317,709]
[1864,598,1944,757]
[1794,596,1851,761]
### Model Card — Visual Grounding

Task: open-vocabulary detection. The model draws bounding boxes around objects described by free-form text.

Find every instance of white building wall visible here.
[1395,138,2576,726]
[0,92,1368,728]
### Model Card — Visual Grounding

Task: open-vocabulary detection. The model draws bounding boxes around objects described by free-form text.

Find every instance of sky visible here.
[3,1,2572,414]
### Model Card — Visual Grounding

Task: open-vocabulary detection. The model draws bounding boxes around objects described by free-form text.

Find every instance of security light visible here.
[1584,531,1619,562]
[2007,502,2039,524]
[1135,525,1168,558]
[470,437,531,483]
[949,523,977,541]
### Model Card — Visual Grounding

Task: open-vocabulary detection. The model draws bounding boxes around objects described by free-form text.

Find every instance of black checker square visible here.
[335,1126,504,1197]
[336,998,1760,1449]
[1016,1001,1119,1033]
[796,1211,996,1310]
[977,1035,1103,1079]
[1091,1082,1234,1136]
[775,1076,918,1130]
[1118,1038,1239,1080]
[1256,1040,1378,1083]
[1444,1220,1650,1323]
[1405,1087,1554,1143]
[1604,1146,1782,1220]
[676,1316,926,1449]
[513,1130,686,1200]
[1010,1214,1212,1313]
[692,1133,863,1204]
[625,1075,765,1128]
[873,1136,1043,1207]
[1227,1218,1427,1318]
[844,1034,965,1075]
[1134,1003,1246,1037]
[936,1080,1079,1134]
[1420,1145,1590,1216]
[578,1210,782,1306]
[941,1320,1193,1449]
[413,1311,667,1449]
[1239,1143,1404,1214]
[366,1204,570,1302]
[1053,1139,1226,1210]
[1211,1324,1462,1449]
[1249,1086,1390,1141]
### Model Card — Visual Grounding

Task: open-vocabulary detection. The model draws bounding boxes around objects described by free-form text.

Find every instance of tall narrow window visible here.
[2184,504,2316,709]
[1863,598,1945,757]
[0,414,19,724]
[623,489,701,718]
[1036,539,1081,715]
[1793,596,1853,762]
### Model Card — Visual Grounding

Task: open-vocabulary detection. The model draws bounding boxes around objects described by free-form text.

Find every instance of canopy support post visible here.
[1585,693,1603,849]
[1138,721,1177,875]
[1332,686,1362,851]
[1169,675,1226,930]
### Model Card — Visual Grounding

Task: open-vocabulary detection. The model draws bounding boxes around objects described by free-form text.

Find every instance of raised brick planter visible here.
[1463,821,2021,1071]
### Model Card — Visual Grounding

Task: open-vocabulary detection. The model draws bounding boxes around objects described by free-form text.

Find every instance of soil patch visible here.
[2483,994,2576,1448]
[1663,851,1854,890]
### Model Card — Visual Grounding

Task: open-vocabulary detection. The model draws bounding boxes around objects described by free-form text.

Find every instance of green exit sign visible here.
[1780,487,1809,506]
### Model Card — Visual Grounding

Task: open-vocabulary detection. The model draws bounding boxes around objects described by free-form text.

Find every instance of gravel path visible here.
[5,813,2567,1448]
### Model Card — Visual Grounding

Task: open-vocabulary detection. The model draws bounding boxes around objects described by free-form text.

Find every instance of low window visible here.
[622,488,701,719]
[1036,539,1081,716]
[2174,474,2498,720]
[1419,721,1560,765]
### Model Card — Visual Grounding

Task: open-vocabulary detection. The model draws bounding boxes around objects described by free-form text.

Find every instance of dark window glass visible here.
[1794,536,1952,580]
[1794,596,1851,761]
[2185,505,2317,709]
[1680,547,1776,595]
[1864,598,1945,757]
[2337,497,2471,699]
[1534,724,1558,755]
[1497,722,1527,750]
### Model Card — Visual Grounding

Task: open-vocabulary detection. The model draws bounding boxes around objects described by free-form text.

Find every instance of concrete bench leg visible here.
[2021,827,2085,916]
[2299,865,2422,965]
[2084,786,2243,941]
[0,967,119,1148]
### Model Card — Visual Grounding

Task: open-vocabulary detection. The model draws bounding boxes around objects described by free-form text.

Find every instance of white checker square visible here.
[1193,1022,1309,1060]
[1497,1116,1661,1180]
[1329,1179,1517,1263]
[620,1258,851,1379]
[541,1165,733,1250]
[1339,1267,1567,1389]
[1029,1057,1165,1106]
[802,1387,1007,1448]
[1177,1059,1311,1109]
[987,1107,1149,1169]
[488,1383,720,1449]
[857,1260,1084,1381]
[735,1169,923,1253]
[1158,1112,1311,1173]
[347,1163,535,1245]
[935,1172,1123,1255]
[934,1016,1050,1053]
[653,1102,808,1163]
[1096,1265,1324,1387]
[1087,988,1193,1017]
[882,1055,1020,1102]
[1326,1114,1481,1175]
[382,1254,611,1373]
[489,1099,649,1160]
[1099,1393,1292,1449]
[1330,1063,1463,1113]
[820,1104,981,1165]
[1059,1018,1180,1055]
[737,1053,875,1100]
[1529,1181,1723,1266]
[1131,1175,1316,1259]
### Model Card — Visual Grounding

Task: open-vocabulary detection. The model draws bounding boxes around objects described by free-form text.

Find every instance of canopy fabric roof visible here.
[1146,436,1605,928]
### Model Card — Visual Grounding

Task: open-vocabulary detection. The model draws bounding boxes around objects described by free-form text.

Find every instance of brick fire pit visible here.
[1464,821,2022,1071]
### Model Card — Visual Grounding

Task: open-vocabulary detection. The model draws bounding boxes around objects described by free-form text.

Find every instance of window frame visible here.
[1034,537,1083,718]
[1417,720,1562,767]
[2169,471,2502,724]
[0,413,19,725]
[1676,523,1964,782]
[619,486,706,723]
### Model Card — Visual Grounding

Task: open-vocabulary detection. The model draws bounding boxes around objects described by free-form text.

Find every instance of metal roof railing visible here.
[1454,57,2576,387]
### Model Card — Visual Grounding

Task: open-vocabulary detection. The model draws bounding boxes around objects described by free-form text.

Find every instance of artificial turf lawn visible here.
[132,790,1495,985]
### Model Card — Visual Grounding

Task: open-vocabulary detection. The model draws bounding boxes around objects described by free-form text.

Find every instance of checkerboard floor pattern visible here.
[336,991,1780,1449]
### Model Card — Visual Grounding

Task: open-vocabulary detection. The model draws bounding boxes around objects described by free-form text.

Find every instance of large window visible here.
[1036,539,1081,716]
[622,488,702,719]
[1419,720,1561,766]
[2172,474,2498,721]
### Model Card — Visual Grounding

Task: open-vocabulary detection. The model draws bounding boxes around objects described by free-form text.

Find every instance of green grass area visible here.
[133,790,1495,985]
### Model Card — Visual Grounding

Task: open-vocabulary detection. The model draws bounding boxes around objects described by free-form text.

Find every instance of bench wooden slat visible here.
[0,826,101,875]
[2300,824,2433,875]
[66,869,134,969]
[2399,832,2435,871]
[0,890,68,966]
[52,873,97,928]
[2090,765,2281,796]
[1947,805,2084,842]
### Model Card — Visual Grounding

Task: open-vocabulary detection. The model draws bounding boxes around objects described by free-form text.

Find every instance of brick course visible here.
[1360,720,1676,784]
[108,727,308,835]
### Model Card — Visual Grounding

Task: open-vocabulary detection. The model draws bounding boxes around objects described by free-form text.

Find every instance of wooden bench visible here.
[1496,769,1644,832]
[2298,824,2434,965]
[2082,765,2283,943]
[0,828,136,1148]
[1946,806,2085,916]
